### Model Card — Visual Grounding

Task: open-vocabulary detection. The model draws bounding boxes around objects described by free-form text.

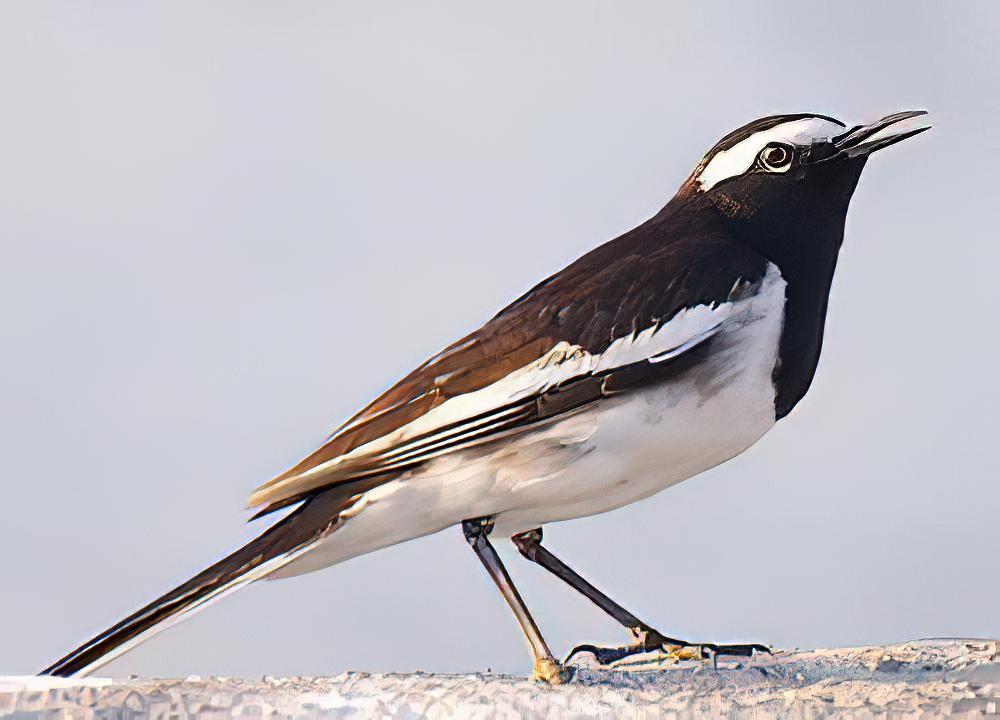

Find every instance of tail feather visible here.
[41,488,354,677]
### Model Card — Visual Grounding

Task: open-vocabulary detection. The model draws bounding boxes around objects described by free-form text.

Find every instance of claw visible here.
[565,643,634,666]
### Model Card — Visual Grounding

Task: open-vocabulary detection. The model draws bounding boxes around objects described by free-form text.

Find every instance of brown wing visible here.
[249,199,768,513]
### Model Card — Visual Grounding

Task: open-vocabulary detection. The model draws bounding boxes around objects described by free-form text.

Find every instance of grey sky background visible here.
[1,1,997,678]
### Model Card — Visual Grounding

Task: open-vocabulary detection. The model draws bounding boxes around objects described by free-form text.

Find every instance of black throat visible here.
[767,227,844,419]
[701,161,864,419]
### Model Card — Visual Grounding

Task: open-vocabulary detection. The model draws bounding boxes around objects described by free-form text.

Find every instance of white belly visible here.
[274,272,784,579]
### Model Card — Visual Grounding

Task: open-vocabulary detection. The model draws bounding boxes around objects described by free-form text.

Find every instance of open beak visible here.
[829,110,930,159]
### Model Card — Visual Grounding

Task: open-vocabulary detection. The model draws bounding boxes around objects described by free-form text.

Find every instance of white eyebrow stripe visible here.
[697,118,845,191]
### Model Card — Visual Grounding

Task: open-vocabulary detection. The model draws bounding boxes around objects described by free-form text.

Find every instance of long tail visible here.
[41,489,352,677]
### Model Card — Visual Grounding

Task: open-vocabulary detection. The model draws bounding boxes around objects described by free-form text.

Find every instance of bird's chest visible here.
[487,285,785,535]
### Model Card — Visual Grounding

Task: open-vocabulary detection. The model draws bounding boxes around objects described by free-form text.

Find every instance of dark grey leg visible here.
[462,517,572,683]
[512,528,769,666]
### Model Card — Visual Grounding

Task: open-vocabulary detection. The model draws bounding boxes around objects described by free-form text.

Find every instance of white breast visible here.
[485,262,786,535]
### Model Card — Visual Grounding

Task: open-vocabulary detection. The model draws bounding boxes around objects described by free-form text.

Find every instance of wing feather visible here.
[250,303,742,510]
[250,202,771,514]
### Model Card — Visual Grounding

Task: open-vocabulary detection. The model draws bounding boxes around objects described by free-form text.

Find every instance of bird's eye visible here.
[759,143,794,171]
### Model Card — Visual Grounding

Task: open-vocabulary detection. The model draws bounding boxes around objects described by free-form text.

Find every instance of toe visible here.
[532,657,574,684]
[565,643,704,671]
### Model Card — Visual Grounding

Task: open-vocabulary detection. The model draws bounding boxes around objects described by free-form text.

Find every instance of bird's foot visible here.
[532,656,575,684]
[564,628,770,671]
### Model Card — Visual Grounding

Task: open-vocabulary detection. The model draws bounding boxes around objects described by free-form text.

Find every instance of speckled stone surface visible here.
[3,640,998,718]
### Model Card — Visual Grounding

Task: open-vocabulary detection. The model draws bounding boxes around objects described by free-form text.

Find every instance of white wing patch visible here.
[697,117,845,191]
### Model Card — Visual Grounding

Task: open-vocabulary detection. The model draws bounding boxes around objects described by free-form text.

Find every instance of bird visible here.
[42,110,929,683]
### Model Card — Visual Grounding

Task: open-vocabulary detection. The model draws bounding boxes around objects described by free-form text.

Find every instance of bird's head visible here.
[684,111,929,272]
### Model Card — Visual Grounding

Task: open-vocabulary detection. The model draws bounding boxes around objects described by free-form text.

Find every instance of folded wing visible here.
[250,219,771,515]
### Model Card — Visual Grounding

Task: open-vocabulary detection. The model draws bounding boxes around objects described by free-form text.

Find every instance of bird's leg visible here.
[461,517,573,684]
[511,528,770,669]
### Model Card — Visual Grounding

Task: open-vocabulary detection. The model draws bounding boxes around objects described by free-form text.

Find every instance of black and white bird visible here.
[43,110,928,683]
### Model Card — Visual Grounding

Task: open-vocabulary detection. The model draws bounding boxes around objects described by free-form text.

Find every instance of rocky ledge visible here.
[2,639,998,718]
